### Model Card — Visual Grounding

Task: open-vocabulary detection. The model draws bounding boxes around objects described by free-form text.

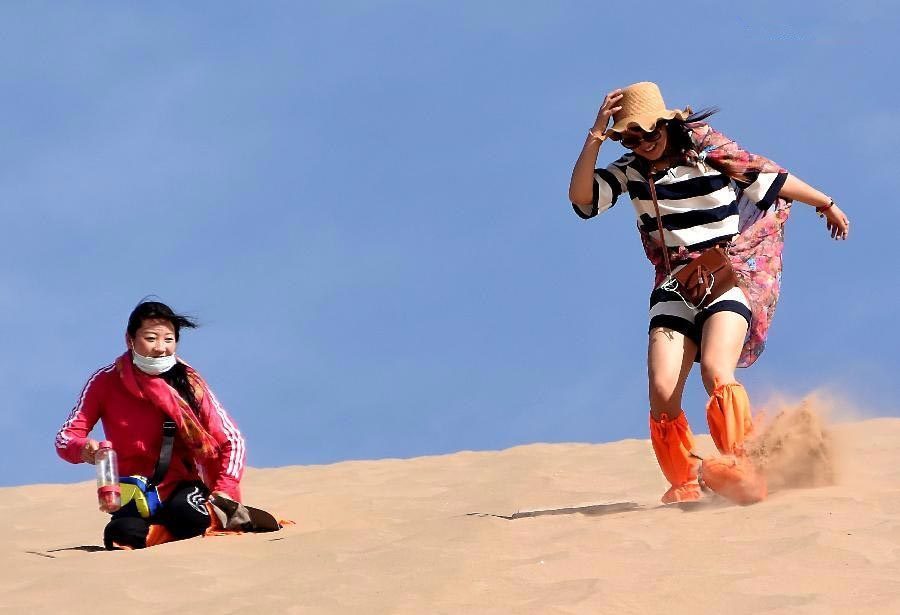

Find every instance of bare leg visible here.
[648,327,697,420]
[699,311,748,394]
[697,311,767,504]
[647,327,701,503]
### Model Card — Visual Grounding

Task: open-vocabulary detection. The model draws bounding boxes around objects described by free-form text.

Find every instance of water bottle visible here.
[95,441,121,513]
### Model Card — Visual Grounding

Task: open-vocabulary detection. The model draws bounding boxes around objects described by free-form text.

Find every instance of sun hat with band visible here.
[609,81,692,135]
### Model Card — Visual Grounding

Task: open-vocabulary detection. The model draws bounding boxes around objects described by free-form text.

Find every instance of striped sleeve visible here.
[203,384,246,501]
[692,124,788,211]
[55,364,114,464]
[735,170,788,211]
[572,155,631,219]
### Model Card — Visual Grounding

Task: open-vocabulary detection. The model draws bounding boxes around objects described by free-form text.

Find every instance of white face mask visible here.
[132,351,177,375]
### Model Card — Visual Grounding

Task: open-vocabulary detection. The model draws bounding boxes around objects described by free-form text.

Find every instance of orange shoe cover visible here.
[650,411,698,502]
[661,481,702,504]
[706,382,754,455]
[699,455,767,505]
[145,524,176,547]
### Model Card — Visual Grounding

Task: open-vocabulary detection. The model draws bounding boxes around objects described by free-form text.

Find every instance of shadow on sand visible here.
[468,496,733,520]
[467,501,644,520]
[26,545,107,558]
[46,545,107,553]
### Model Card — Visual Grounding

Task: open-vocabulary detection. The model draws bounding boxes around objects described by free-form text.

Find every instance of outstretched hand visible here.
[822,204,849,240]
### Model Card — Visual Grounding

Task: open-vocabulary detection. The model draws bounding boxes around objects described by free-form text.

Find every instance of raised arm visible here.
[569,89,623,210]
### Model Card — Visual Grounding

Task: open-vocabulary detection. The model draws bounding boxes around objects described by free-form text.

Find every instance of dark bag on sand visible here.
[207,493,282,532]
[648,174,737,309]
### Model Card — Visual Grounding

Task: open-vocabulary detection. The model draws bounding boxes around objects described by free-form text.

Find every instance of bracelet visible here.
[816,198,835,218]
[588,128,608,143]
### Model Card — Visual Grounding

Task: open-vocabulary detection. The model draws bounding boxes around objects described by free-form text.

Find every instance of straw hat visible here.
[609,82,692,134]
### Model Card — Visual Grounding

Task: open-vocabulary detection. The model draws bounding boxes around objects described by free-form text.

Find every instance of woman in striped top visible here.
[568,82,849,505]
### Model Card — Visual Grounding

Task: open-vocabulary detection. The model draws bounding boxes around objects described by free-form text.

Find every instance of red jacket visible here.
[55,361,245,501]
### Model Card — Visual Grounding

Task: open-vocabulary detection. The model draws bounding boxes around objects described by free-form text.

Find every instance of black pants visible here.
[104,481,211,550]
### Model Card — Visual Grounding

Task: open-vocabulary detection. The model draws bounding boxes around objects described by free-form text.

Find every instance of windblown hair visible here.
[666,107,719,161]
[126,299,201,413]
[126,299,198,341]
[664,106,720,160]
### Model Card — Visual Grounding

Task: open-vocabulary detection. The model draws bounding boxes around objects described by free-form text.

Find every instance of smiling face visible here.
[127,318,177,358]
[617,122,669,161]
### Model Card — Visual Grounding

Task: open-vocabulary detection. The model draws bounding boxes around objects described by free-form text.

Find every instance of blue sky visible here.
[1,1,897,487]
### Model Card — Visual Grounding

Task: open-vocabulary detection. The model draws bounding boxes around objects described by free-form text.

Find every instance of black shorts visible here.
[104,481,211,550]
[648,285,752,347]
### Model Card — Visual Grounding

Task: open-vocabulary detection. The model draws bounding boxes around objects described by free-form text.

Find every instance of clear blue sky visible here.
[1,1,897,487]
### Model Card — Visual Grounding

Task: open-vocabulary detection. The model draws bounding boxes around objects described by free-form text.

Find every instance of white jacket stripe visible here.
[55,364,114,449]
[208,388,245,478]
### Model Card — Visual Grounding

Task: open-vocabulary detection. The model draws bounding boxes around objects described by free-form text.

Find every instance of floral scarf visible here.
[115,352,220,461]
[639,124,792,368]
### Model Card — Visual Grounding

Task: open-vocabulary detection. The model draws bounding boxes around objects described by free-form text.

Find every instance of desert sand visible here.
[3,404,900,614]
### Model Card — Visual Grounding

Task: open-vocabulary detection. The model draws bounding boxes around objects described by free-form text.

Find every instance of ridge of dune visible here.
[3,416,900,614]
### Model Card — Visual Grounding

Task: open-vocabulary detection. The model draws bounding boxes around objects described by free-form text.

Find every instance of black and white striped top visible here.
[574,150,787,252]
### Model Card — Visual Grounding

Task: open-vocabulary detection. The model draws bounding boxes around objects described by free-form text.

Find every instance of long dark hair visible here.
[665,106,720,160]
[126,299,201,413]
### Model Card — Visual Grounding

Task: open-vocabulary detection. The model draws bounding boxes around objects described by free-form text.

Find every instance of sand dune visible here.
[4,413,900,614]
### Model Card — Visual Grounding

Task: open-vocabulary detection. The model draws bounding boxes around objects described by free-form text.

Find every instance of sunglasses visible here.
[611,124,665,149]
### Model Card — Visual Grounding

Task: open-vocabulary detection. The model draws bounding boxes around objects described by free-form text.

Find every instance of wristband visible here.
[588,128,608,143]
[816,198,835,218]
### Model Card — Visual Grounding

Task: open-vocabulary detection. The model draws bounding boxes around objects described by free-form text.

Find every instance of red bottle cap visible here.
[98,441,113,450]
[98,485,120,496]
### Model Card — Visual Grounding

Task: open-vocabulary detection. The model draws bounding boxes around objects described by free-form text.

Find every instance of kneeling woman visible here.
[56,300,246,549]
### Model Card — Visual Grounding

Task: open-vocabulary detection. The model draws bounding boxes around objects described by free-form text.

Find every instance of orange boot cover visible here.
[702,382,766,505]
[706,382,754,455]
[650,412,700,504]
[700,455,767,505]
[145,524,176,548]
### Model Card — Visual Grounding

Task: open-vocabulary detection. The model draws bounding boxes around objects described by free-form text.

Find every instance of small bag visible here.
[648,173,736,309]
[118,475,162,519]
[112,420,176,520]
[667,246,736,309]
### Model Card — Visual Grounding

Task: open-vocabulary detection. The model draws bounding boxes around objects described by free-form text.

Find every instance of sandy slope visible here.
[3,416,900,614]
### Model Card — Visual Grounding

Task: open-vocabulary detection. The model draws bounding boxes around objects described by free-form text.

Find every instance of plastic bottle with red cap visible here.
[95,441,121,513]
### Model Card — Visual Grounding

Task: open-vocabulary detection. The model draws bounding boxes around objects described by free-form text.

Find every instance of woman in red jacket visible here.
[56,300,246,549]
